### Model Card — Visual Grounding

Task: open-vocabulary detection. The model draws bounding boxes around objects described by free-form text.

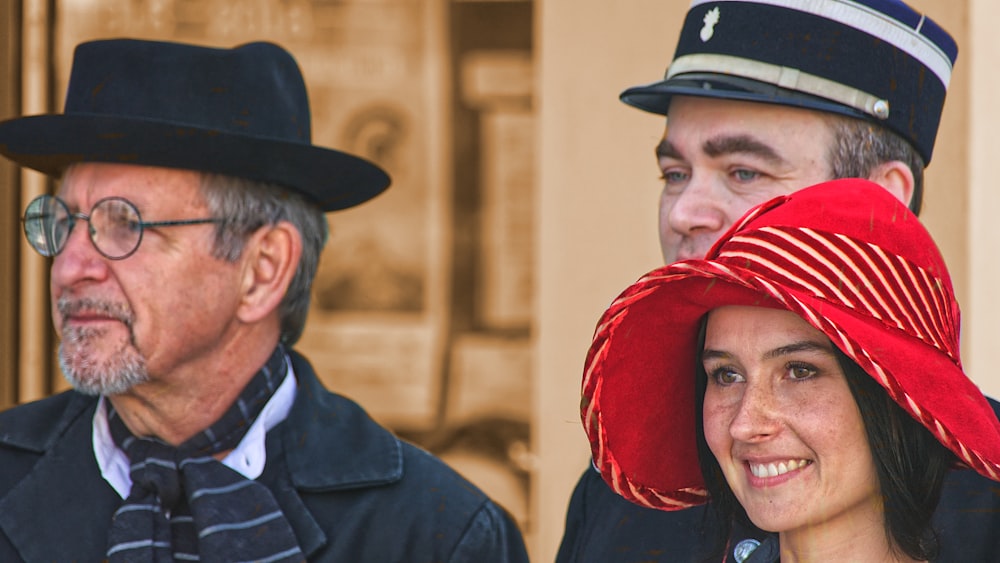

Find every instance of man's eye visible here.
[106,211,141,233]
[661,170,689,184]
[660,170,690,196]
[732,169,760,182]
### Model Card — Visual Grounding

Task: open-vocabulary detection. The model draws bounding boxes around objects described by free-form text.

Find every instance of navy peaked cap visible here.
[0,38,390,211]
[621,0,958,164]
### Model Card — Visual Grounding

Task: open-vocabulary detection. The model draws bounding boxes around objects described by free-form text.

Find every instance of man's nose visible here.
[50,218,110,288]
[663,174,726,238]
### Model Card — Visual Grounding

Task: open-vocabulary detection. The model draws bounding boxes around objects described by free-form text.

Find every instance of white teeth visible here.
[750,459,810,478]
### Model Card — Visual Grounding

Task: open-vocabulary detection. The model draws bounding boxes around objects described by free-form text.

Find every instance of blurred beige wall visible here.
[534,0,993,560]
[534,2,682,559]
[968,0,1000,417]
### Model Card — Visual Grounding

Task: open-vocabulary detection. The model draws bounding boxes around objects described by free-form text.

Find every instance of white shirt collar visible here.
[93,357,298,499]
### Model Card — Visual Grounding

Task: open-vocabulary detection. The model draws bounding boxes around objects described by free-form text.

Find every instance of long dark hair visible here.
[694,338,954,561]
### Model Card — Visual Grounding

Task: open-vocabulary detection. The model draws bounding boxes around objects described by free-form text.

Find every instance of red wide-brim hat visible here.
[582,178,1000,511]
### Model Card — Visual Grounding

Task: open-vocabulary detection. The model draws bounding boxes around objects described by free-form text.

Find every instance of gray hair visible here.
[824,115,926,215]
[199,173,328,345]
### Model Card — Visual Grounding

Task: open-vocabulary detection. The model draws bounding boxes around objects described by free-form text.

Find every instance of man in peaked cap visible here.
[558,1,1000,562]
[0,38,529,562]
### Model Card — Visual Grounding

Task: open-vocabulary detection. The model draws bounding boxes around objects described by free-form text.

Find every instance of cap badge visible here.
[700,7,721,42]
[873,99,890,120]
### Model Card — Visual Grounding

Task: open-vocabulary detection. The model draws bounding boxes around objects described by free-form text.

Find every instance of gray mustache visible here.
[57,297,134,328]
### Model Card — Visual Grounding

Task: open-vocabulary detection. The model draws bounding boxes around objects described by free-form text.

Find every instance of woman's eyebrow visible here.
[701,340,834,362]
[761,340,835,360]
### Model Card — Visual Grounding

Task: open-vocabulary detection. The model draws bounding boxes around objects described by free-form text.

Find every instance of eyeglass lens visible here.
[23,195,145,260]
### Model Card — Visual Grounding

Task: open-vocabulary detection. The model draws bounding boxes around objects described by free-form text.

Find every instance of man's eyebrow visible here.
[656,134,786,164]
[703,134,784,163]
[656,138,681,160]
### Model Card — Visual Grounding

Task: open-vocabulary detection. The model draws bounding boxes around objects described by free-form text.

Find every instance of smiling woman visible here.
[697,307,954,561]
[700,308,879,542]
[580,178,1000,563]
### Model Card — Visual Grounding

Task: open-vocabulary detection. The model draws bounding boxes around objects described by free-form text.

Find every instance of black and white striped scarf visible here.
[105,346,304,562]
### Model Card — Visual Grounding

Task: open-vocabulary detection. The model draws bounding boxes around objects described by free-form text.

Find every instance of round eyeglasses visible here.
[22,195,225,260]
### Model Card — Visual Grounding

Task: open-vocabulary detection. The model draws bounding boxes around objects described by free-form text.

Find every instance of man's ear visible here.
[236,221,302,324]
[866,160,915,208]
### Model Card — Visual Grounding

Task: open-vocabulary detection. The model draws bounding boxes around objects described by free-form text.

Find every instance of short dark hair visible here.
[694,337,953,561]
[824,115,927,215]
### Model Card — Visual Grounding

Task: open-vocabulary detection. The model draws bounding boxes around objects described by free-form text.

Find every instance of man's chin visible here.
[61,370,148,396]
[58,344,149,396]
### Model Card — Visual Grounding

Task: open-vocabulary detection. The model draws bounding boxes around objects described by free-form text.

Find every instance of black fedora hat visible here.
[0,38,390,212]
[620,0,958,164]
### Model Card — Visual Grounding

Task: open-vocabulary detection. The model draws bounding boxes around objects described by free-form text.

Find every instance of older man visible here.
[559,1,1000,562]
[0,38,528,562]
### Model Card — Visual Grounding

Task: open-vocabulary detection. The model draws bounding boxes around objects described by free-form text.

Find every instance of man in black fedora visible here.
[0,38,529,562]
[558,1,1000,562]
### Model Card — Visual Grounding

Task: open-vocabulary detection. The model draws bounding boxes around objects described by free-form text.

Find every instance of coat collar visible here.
[280,349,403,490]
[0,350,405,559]
[262,350,405,556]
[0,393,121,561]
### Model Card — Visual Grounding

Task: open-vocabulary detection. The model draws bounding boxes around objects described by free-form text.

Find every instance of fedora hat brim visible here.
[0,113,389,212]
[585,253,1000,512]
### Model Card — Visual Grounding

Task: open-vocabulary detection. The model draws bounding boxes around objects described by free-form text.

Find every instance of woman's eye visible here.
[787,363,818,380]
[709,367,744,385]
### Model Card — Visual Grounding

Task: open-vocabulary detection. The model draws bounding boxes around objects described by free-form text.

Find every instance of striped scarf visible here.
[105,346,304,562]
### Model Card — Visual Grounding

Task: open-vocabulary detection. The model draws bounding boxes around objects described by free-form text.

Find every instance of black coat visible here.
[0,351,529,562]
[557,398,1000,563]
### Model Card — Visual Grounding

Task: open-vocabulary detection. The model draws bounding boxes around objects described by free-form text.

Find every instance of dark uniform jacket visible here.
[0,351,529,562]
[557,399,1000,563]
